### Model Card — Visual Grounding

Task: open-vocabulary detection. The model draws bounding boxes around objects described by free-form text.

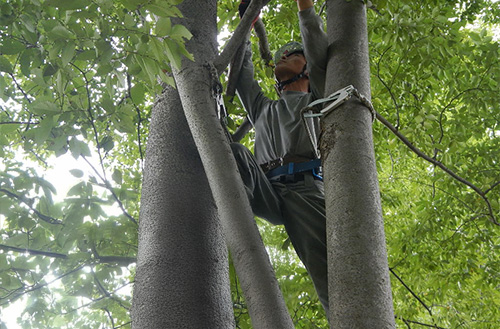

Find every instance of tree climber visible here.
[232,0,330,315]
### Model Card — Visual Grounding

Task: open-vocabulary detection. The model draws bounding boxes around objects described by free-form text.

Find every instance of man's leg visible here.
[278,173,329,313]
[230,143,283,225]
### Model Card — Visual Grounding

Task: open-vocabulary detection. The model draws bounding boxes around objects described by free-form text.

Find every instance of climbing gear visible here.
[303,85,375,121]
[265,158,322,181]
[274,41,304,64]
[207,62,233,142]
[300,85,375,159]
[260,155,311,173]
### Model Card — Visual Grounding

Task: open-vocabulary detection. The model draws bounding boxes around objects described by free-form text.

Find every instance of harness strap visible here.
[266,159,322,179]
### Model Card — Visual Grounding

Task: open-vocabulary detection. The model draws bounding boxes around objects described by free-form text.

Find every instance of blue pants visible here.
[231,143,329,314]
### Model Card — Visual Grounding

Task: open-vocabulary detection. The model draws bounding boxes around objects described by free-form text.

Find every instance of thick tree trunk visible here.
[171,1,294,328]
[131,86,234,328]
[323,1,395,328]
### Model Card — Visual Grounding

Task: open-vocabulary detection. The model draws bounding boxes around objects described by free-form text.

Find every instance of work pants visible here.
[230,143,329,314]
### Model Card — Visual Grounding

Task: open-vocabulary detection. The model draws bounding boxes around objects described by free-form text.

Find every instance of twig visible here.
[0,243,136,265]
[485,180,500,195]
[376,112,499,226]
[399,318,447,329]
[0,188,63,225]
[0,264,86,306]
[390,268,438,328]
[437,88,483,144]
[127,75,145,171]
[0,244,67,258]
[81,156,138,225]
[70,63,108,179]
[376,46,401,128]
[0,121,39,125]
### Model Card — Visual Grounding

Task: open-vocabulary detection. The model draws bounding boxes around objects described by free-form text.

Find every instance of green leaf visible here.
[69,138,91,159]
[45,0,88,10]
[50,25,75,40]
[61,41,76,66]
[164,39,182,70]
[43,63,59,77]
[30,100,60,115]
[69,169,84,178]
[0,55,13,74]
[19,49,35,77]
[112,169,123,184]
[155,17,172,37]
[170,24,192,41]
[67,182,85,196]
[0,38,26,55]
[130,84,146,104]
[145,4,180,17]
[99,136,114,152]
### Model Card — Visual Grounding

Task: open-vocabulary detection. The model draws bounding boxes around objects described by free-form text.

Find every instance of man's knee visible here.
[230,142,248,157]
[230,142,252,166]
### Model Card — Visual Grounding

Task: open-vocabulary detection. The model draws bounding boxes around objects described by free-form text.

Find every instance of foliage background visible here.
[0,0,498,328]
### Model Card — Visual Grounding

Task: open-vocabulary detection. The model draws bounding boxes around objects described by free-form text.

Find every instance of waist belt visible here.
[265,159,322,179]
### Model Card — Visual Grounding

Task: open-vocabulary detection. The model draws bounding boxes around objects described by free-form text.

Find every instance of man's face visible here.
[274,52,307,81]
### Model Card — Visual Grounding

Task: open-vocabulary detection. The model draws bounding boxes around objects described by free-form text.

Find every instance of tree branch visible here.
[437,87,483,144]
[390,268,438,328]
[0,188,63,225]
[376,112,499,226]
[0,121,39,125]
[226,33,250,98]
[231,117,253,143]
[0,264,86,306]
[254,17,273,65]
[127,74,145,172]
[214,0,268,74]
[0,243,136,265]
[70,63,108,179]
[0,244,67,258]
[485,180,500,195]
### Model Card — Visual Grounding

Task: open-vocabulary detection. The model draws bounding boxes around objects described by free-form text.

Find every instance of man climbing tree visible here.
[232,0,330,314]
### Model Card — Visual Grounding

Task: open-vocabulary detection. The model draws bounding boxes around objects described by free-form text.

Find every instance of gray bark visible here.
[323,1,395,328]
[172,1,294,328]
[131,86,234,328]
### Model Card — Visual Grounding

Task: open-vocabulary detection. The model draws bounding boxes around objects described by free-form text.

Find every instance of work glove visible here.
[238,0,260,26]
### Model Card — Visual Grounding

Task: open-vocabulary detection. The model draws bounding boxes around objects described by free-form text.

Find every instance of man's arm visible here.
[298,2,328,99]
[235,43,271,124]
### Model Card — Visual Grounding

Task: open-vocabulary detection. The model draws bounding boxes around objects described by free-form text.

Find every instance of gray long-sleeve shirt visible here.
[236,7,328,166]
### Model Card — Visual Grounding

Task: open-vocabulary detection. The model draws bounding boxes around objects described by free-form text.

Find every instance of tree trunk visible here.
[322,1,395,327]
[131,86,234,328]
[171,1,294,328]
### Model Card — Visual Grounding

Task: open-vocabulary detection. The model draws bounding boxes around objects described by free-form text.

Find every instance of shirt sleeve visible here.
[235,42,271,124]
[299,7,328,100]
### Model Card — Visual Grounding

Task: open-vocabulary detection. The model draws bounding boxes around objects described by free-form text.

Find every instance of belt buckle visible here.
[270,158,283,172]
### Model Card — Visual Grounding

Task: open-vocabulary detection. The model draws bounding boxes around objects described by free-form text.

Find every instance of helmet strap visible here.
[275,64,308,91]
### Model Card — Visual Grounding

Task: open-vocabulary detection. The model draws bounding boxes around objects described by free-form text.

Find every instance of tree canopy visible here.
[0,0,499,328]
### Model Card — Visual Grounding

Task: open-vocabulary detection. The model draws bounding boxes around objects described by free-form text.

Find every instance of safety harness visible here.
[264,85,375,182]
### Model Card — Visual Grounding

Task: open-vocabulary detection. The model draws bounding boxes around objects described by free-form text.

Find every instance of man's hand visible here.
[295,0,314,11]
[238,0,251,18]
[238,0,260,27]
